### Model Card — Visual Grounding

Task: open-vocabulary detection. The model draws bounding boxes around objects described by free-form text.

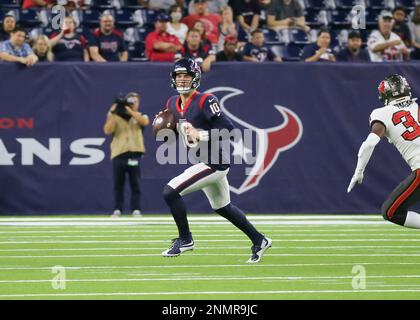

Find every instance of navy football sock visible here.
[163,185,192,240]
[215,204,263,245]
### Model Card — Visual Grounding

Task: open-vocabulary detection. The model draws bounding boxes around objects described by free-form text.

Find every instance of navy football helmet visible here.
[170,58,201,94]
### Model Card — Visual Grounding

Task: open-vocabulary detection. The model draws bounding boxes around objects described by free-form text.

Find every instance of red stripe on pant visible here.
[175,168,215,193]
[387,169,420,219]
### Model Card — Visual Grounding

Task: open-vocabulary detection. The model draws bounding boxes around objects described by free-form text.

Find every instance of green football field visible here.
[0,214,420,300]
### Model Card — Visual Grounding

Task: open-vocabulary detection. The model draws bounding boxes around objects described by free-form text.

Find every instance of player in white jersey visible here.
[348,74,420,228]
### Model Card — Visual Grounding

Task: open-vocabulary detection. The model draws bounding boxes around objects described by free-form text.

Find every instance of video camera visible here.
[112,94,137,120]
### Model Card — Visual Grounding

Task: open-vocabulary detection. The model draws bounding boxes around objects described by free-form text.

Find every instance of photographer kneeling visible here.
[104,93,149,217]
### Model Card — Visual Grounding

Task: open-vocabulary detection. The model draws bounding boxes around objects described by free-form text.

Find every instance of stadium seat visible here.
[128,41,147,61]
[136,25,154,42]
[123,0,146,9]
[335,0,366,9]
[395,0,416,9]
[0,0,21,9]
[288,28,311,45]
[81,9,114,28]
[366,0,394,9]
[365,10,381,28]
[123,27,139,44]
[115,8,138,27]
[261,28,285,45]
[305,9,329,27]
[271,44,302,62]
[17,9,43,28]
[237,26,250,42]
[329,10,352,27]
[144,8,166,25]
[91,0,120,9]
[304,0,335,10]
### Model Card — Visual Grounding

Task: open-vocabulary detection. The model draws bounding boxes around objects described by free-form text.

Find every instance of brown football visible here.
[152,109,176,138]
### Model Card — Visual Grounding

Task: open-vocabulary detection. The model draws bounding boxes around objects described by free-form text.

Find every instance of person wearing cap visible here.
[89,13,128,62]
[104,92,149,217]
[0,13,16,42]
[0,26,38,66]
[182,0,222,44]
[336,31,370,62]
[242,28,282,62]
[367,11,409,62]
[145,13,183,62]
[392,6,412,48]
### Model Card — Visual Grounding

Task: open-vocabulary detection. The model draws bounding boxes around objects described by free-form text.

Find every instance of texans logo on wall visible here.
[205,87,303,194]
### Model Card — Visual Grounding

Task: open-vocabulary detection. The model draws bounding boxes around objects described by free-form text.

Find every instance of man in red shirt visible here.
[22,0,55,9]
[145,13,183,62]
[182,0,221,45]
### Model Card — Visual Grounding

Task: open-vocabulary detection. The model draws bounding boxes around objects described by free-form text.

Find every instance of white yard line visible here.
[2,253,420,258]
[1,274,420,284]
[0,215,381,221]
[0,289,419,298]
[0,239,419,244]
[1,262,420,271]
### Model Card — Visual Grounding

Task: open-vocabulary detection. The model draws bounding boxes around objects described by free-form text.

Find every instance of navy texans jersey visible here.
[165,91,235,170]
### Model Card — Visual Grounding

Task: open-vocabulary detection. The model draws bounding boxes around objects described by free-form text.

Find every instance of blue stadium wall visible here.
[1,62,420,215]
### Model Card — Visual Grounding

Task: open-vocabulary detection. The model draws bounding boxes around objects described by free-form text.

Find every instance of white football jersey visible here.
[370,100,420,170]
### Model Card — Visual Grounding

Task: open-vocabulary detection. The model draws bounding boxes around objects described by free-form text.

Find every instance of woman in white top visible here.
[409,5,420,60]
[166,4,189,45]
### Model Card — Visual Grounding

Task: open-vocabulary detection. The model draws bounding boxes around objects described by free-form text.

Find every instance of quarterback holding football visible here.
[153,58,272,263]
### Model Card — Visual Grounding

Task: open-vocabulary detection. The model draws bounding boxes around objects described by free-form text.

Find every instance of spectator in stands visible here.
[336,30,370,62]
[22,0,56,9]
[192,20,213,53]
[204,34,243,71]
[49,16,89,62]
[230,0,260,34]
[167,4,189,44]
[147,0,176,10]
[145,13,183,62]
[0,26,38,66]
[188,0,228,15]
[410,5,420,60]
[0,13,16,42]
[104,92,149,218]
[32,35,53,62]
[182,0,222,44]
[266,0,310,33]
[217,5,238,51]
[89,14,128,62]
[301,28,335,62]
[182,28,214,66]
[242,28,281,62]
[392,6,412,48]
[367,11,409,62]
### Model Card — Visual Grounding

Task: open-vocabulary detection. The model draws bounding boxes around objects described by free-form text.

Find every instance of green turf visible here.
[0,214,420,299]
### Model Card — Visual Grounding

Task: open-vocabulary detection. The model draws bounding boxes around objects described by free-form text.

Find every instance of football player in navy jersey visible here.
[158,58,272,263]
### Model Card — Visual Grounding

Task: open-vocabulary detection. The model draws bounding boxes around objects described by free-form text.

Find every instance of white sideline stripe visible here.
[0,215,381,221]
[1,289,420,298]
[0,221,387,226]
[3,274,420,284]
[0,245,418,252]
[2,253,420,258]
[0,233,418,239]
[1,239,420,244]
[1,262,420,271]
